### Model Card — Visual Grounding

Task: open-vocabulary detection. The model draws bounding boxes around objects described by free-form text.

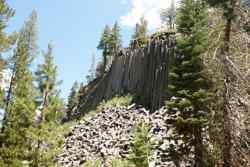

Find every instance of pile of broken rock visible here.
[57,105,187,167]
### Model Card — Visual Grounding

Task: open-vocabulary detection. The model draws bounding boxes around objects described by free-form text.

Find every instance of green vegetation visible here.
[82,160,102,167]
[97,22,122,73]
[166,0,214,166]
[65,81,79,119]
[0,6,67,166]
[130,17,148,47]
[127,121,154,167]
[97,95,133,111]
[108,158,131,167]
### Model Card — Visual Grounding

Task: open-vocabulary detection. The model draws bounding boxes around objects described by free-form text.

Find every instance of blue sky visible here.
[6,0,174,100]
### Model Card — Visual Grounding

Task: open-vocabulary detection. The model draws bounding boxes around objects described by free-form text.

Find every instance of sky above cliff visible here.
[6,0,177,99]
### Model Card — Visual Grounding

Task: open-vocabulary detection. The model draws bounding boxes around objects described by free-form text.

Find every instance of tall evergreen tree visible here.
[166,0,212,166]
[97,25,112,72]
[29,43,63,166]
[0,10,38,166]
[97,23,122,73]
[110,21,122,52]
[131,17,148,47]
[67,81,79,111]
[35,43,62,122]
[65,81,79,119]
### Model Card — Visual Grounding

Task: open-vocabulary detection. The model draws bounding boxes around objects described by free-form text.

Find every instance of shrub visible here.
[97,95,133,111]
[82,159,102,167]
[127,121,154,167]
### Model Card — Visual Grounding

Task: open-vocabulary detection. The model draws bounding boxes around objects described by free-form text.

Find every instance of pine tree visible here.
[35,43,62,122]
[97,23,122,73]
[0,10,38,166]
[63,81,79,121]
[110,21,122,52]
[166,0,212,166]
[30,42,64,166]
[97,25,112,72]
[131,17,148,47]
[67,81,79,109]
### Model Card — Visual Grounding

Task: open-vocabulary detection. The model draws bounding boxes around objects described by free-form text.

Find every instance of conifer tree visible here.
[97,25,112,72]
[30,42,64,166]
[35,43,62,122]
[66,81,79,117]
[110,21,122,52]
[166,0,212,166]
[131,17,148,47]
[97,23,122,73]
[0,10,38,166]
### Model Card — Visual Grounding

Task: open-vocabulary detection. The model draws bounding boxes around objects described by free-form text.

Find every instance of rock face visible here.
[57,105,182,167]
[72,33,176,119]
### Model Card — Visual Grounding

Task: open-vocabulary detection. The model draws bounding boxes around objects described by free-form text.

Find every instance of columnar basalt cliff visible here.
[73,32,176,118]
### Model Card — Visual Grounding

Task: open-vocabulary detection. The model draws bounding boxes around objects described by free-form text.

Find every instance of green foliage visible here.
[66,81,79,118]
[0,0,16,53]
[82,159,102,167]
[35,43,61,98]
[109,158,132,167]
[97,25,112,53]
[110,21,122,51]
[45,95,65,122]
[131,17,148,47]
[35,43,63,122]
[0,9,65,167]
[27,120,77,167]
[166,0,213,165]
[97,22,122,72]
[97,95,133,111]
[0,97,36,166]
[0,10,38,166]
[127,121,154,167]
[0,88,5,108]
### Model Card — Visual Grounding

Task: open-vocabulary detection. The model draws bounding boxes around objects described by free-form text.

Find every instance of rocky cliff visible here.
[72,32,176,118]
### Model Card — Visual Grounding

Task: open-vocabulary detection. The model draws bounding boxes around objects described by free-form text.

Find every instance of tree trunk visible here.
[222,17,233,167]
[194,126,203,167]
[41,87,49,121]
[221,1,236,166]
